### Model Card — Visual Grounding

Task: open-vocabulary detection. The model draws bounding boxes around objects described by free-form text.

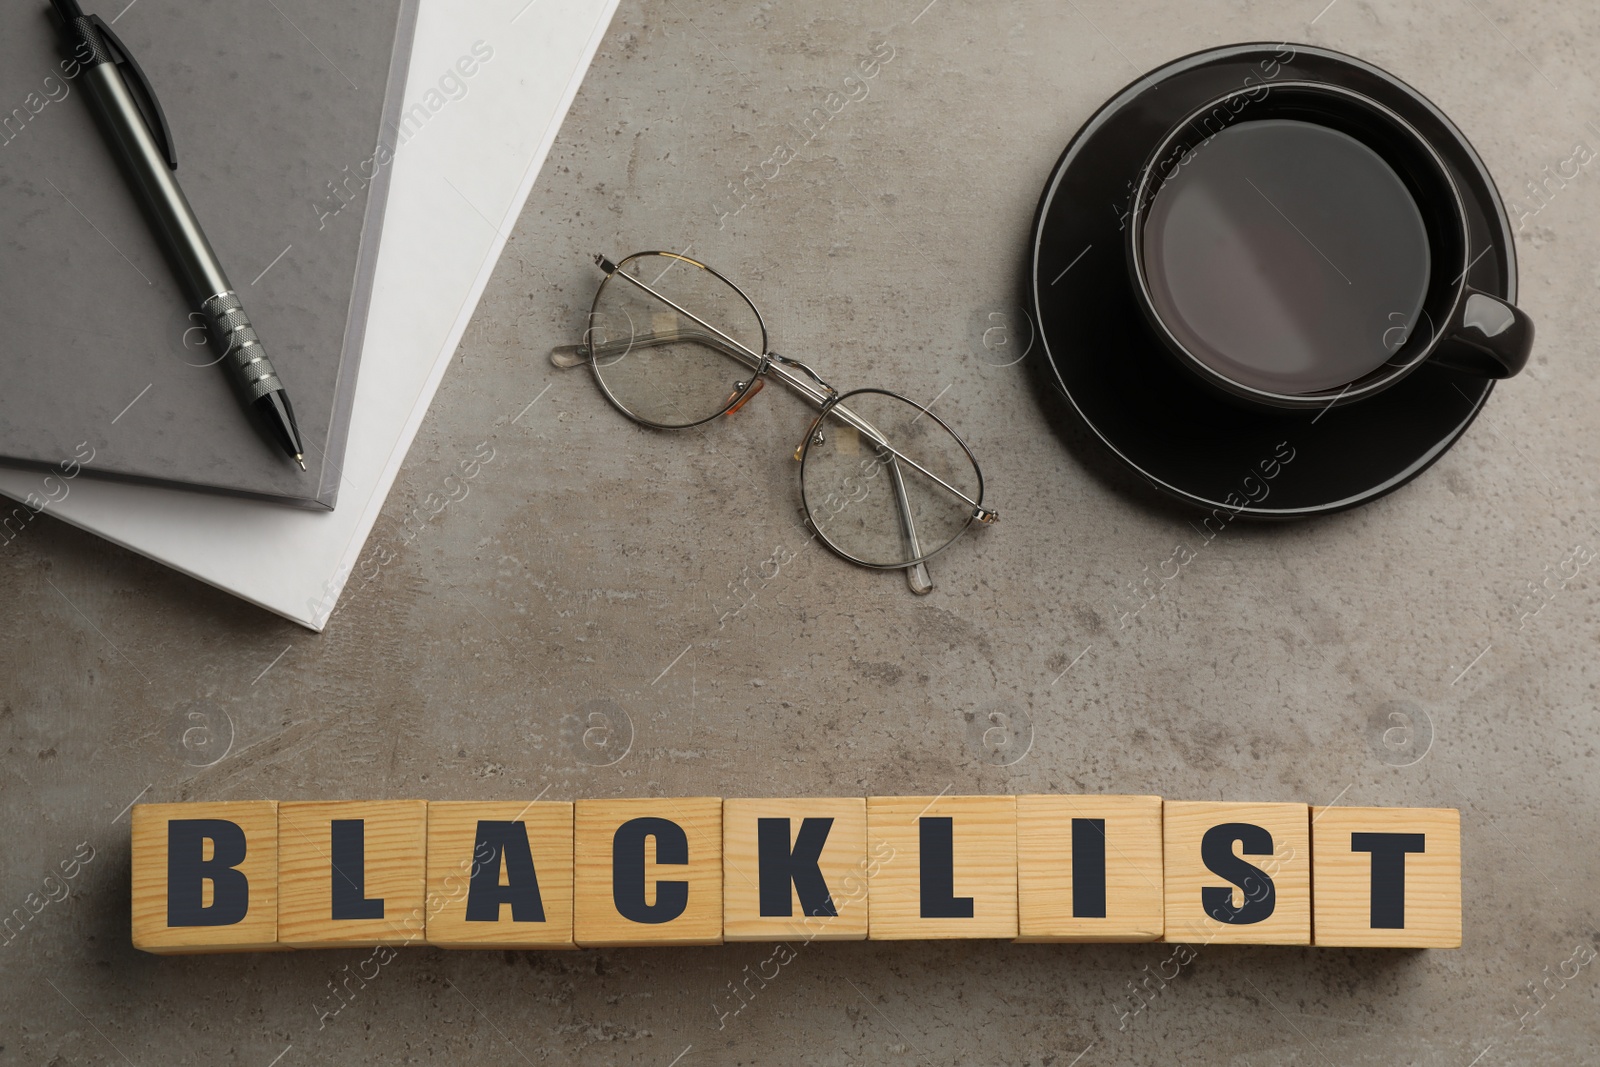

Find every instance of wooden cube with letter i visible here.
[131,801,281,953]
[426,801,576,948]
[573,798,723,946]
[1016,794,1164,942]
[723,797,869,941]
[1162,801,1311,945]
[866,795,1017,939]
[278,800,428,948]
[1311,806,1461,947]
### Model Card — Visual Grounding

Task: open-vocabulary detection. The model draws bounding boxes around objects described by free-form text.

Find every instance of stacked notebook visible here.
[0,0,622,626]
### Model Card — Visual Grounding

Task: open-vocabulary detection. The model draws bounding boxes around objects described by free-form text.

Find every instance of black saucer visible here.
[1028,43,1516,516]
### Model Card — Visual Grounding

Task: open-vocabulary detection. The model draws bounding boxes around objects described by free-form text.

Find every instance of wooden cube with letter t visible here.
[723,797,869,941]
[1311,806,1461,947]
[131,801,280,954]
[1163,801,1311,945]
[278,800,428,948]
[1016,794,1164,942]
[425,801,576,948]
[573,798,723,946]
[866,795,1017,939]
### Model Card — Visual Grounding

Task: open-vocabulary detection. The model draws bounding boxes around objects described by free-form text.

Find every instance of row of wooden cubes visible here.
[131,796,1460,953]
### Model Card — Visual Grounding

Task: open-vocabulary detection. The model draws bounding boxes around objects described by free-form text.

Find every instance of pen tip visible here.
[295,454,307,471]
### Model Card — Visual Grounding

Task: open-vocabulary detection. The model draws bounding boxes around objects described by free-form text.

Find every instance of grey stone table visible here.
[4,0,1599,1063]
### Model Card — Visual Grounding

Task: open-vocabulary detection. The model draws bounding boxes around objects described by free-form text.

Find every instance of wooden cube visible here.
[1311,806,1461,948]
[1163,801,1310,945]
[279,801,428,948]
[1016,794,1163,942]
[723,798,868,942]
[425,801,575,949]
[866,795,1017,940]
[573,798,723,946]
[131,801,280,954]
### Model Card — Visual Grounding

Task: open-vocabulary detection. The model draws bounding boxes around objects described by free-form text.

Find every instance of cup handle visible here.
[1429,287,1534,379]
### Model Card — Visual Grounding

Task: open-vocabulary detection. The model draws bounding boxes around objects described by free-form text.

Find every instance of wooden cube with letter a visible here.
[866,795,1017,940]
[1016,794,1163,942]
[723,798,868,941]
[426,801,575,949]
[131,801,280,954]
[574,798,723,946]
[1311,806,1461,948]
[1163,801,1310,945]
[278,800,428,948]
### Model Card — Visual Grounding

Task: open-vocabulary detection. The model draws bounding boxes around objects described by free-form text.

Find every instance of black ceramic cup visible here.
[1126,80,1532,411]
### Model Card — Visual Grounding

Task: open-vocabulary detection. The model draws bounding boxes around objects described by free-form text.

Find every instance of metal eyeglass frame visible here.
[551,251,998,595]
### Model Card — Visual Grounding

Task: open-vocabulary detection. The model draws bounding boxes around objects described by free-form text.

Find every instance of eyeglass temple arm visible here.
[884,456,934,594]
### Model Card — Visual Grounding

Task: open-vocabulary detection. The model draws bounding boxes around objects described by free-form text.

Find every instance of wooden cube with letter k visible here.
[723,797,869,941]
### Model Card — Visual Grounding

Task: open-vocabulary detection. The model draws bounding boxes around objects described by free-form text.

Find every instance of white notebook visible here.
[0,0,621,630]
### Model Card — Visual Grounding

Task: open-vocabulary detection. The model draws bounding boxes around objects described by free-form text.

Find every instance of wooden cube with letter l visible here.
[278,800,428,948]
[1163,801,1310,945]
[426,801,576,948]
[574,798,723,946]
[1311,806,1461,947]
[131,801,280,954]
[723,797,869,941]
[1016,794,1164,942]
[866,795,1017,939]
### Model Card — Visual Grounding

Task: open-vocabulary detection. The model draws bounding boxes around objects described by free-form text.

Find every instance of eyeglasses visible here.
[551,251,998,594]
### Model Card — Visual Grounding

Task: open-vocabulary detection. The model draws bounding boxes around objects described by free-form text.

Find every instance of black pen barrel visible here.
[49,0,85,24]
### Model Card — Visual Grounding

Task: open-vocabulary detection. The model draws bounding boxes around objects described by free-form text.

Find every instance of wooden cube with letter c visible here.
[1310,806,1461,948]
[425,801,576,948]
[573,798,723,946]
[866,795,1017,940]
[1016,794,1164,942]
[131,801,280,954]
[723,797,869,941]
[1162,801,1311,945]
[278,800,428,948]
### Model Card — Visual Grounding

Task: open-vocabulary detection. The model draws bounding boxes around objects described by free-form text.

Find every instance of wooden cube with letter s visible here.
[1162,801,1311,945]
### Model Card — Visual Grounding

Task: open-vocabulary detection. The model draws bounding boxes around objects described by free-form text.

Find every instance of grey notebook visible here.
[0,0,419,508]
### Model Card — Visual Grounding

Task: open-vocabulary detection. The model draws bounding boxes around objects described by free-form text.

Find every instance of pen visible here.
[48,0,307,471]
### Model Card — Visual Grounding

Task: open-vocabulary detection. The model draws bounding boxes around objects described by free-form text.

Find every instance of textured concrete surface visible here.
[5,0,1600,1063]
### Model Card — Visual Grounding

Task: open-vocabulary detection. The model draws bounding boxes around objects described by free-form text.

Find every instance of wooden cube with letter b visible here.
[723,797,868,941]
[1163,801,1310,945]
[866,795,1017,939]
[278,800,428,948]
[131,801,280,954]
[1016,794,1164,942]
[426,801,576,948]
[1311,806,1461,947]
[574,798,723,946]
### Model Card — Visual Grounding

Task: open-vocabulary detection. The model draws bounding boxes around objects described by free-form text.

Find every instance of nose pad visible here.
[793,422,824,461]
[724,377,764,414]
